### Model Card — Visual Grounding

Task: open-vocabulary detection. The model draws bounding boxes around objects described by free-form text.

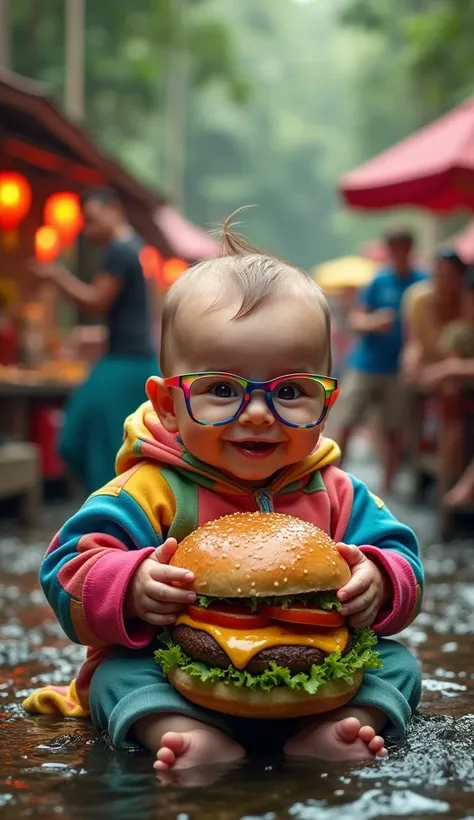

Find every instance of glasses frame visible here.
[163,371,339,428]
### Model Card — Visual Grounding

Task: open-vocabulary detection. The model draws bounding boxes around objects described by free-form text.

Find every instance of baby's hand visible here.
[124,538,196,626]
[336,543,388,628]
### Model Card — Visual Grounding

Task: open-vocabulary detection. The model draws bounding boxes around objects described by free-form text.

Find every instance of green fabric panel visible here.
[303,470,325,494]
[160,467,199,542]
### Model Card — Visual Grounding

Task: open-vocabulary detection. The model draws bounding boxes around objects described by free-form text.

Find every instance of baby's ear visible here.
[146,376,179,433]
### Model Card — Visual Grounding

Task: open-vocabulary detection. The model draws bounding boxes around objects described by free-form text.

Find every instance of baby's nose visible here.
[239,393,274,425]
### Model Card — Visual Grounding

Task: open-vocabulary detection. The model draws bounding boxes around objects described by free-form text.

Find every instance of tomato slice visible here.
[186,603,270,630]
[261,605,344,628]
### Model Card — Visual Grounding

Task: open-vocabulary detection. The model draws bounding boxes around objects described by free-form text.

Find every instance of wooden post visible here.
[65,0,85,122]
[0,0,10,68]
[163,0,188,207]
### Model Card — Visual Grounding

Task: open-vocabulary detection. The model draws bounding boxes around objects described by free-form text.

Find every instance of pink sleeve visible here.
[82,547,156,647]
[359,546,418,636]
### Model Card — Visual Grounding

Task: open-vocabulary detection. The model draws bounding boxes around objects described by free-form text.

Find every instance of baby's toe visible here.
[358,725,376,743]
[368,735,387,755]
[154,747,176,770]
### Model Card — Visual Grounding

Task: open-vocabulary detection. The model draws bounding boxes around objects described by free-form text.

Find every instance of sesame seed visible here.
[235,564,240,569]
[251,581,256,587]
[303,569,308,575]
[283,577,288,583]
[237,587,242,593]
[274,581,279,587]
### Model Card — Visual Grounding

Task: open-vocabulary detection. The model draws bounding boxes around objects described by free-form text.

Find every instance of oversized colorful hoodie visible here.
[23,402,423,718]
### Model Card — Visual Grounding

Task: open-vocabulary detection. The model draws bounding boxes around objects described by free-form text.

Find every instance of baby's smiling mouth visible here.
[227,440,281,457]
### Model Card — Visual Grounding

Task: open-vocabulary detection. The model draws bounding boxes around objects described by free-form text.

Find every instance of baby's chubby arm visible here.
[41,491,193,649]
[124,537,196,625]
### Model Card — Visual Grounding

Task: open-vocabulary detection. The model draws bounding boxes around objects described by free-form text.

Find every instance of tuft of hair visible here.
[80,186,122,208]
[383,224,415,248]
[160,211,332,375]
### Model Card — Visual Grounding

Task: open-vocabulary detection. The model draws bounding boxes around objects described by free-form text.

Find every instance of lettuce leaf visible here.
[154,627,381,695]
[195,591,342,613]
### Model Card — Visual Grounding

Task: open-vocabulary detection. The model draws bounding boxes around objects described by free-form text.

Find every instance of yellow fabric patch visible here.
[121,462,176,537]
[370,492,385,509]
[22,679,89,718]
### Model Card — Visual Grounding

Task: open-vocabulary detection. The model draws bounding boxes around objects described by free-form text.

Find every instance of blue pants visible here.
[90,639,422,750]
[59,354,158,495]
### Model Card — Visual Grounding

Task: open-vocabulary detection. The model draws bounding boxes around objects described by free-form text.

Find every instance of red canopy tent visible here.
[340,98,474,213]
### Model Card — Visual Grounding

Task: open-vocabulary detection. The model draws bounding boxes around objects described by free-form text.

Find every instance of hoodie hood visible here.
[116,401,341,495]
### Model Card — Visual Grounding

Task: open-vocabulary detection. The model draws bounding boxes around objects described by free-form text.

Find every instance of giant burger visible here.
[155,513,381,718]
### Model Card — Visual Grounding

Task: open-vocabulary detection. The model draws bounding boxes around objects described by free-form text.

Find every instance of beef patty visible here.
[171,624,330,674]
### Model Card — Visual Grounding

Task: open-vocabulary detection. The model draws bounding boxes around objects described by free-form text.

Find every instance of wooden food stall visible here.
[0,67,216,513]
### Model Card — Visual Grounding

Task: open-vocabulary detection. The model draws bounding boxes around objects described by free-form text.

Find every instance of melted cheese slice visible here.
[176,613,349,670]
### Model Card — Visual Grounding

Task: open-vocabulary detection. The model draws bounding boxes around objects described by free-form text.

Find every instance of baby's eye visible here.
[276,384,301,401]
[209,382,237,399]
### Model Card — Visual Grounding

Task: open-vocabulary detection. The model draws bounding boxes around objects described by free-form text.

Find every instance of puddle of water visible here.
[1,503,474,820]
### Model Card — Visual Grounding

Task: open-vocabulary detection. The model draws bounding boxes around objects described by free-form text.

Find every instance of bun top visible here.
[171,512,351,598]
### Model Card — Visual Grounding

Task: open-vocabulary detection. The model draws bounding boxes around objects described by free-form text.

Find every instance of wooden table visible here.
[0,376,76,441]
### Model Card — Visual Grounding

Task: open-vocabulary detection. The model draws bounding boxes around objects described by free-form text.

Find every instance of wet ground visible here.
[1,451,474,820]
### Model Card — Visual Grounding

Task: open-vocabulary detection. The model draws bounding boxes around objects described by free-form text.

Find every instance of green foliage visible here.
[9,1,474,268]
[154,627,381,694]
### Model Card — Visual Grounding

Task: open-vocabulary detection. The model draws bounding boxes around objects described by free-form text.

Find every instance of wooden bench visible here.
[0,442,41,526]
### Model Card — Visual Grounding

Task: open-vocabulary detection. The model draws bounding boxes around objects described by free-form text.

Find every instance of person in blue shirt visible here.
[334,227,426,494]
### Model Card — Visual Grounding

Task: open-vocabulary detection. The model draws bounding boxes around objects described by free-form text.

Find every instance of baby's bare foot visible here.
[284,717,388,762]
[154,728,245,772]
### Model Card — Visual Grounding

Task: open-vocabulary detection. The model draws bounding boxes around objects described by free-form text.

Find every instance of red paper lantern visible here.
[0,172,32,248]
[162,257,188,287]
[139,245,162,280]
[44,192,83,246]
[35,226,61,263]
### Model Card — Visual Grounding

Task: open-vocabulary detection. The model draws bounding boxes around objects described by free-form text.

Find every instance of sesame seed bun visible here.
[170,512,351,598]
[169,667,362,719]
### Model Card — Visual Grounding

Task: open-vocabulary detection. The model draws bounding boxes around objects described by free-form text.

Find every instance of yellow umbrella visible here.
[312,255,377,295]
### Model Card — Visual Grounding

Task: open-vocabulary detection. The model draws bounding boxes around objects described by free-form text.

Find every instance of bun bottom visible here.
[169,668,363,719]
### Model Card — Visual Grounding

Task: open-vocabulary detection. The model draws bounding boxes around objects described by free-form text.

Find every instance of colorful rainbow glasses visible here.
[163,372,339,428]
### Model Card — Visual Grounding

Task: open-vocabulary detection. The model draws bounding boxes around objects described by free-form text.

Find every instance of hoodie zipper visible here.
[254,489,273,512]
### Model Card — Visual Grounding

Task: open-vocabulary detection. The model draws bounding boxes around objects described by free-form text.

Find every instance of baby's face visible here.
[153,293,331,486]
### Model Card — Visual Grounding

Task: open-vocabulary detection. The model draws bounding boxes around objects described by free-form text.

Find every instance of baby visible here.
[25,230,423,773]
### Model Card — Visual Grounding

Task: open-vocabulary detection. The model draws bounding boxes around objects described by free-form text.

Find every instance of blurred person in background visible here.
[31,187,159,495]
[401,248,466,383]
[334,227,426,494]
[422,267,474,507]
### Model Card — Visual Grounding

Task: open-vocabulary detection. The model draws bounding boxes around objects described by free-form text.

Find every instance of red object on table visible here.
[29,406,65,479]
[340,97,474,212]
[0,323,18,365]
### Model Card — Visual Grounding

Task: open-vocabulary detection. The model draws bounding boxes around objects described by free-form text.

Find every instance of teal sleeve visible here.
[40,491,162,645]
[343,475,423,586]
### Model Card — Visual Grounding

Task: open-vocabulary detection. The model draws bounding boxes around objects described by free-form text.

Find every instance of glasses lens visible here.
[189,375,245,423]
[272,377,326,425]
